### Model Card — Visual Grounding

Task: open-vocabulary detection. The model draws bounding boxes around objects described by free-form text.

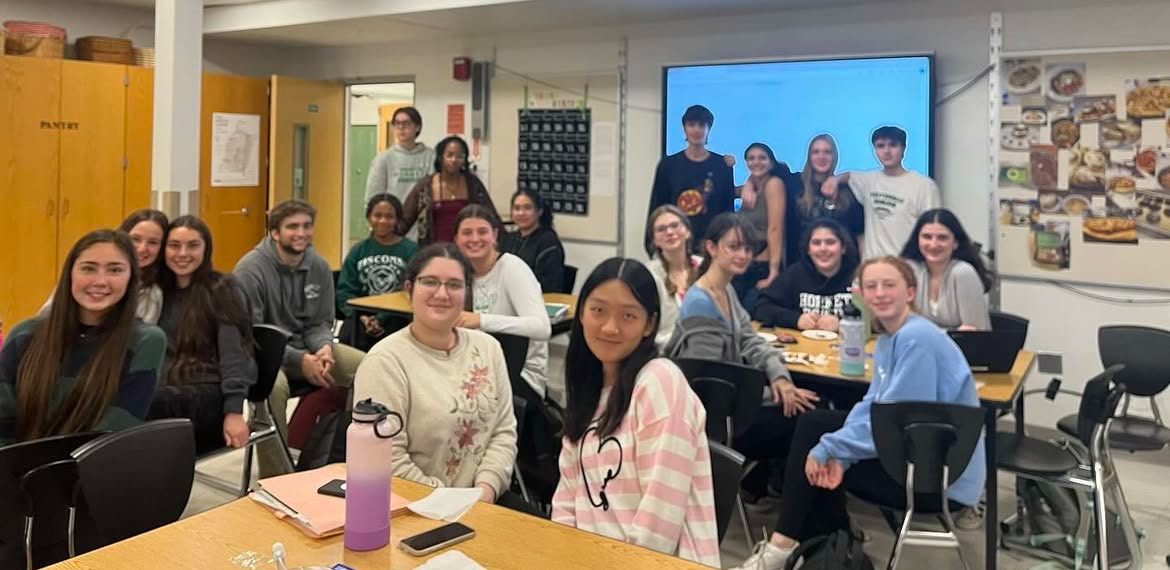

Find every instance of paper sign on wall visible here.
[447,104,466,135]
[211,113,260,187]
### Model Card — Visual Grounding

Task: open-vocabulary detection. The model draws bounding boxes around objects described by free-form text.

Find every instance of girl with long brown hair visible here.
[0,230,167,443]
[148,216,256,453]
[785,134,864,267]
[643,205,700,348]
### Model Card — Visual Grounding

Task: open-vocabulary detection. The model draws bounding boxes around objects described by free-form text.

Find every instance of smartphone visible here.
[398,522,476,556]
[317,479,346,498]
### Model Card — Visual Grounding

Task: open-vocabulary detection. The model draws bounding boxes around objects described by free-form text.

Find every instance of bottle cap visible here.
[352,398,391,423]
[843,301,862,318]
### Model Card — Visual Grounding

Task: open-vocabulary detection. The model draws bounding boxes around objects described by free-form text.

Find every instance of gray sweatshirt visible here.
[365,143,436,202]
[233,237,335,380]
[664,283,790,382]
[908,259,991,331]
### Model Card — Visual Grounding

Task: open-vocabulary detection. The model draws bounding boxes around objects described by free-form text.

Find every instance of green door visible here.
[348,125,378,244]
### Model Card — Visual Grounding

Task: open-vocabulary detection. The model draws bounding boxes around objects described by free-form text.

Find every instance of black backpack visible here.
[296,410,350,471]
[784,529,874,570]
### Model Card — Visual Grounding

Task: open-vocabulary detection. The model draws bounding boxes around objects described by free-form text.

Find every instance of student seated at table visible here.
[336,193,418,350]
[900,208,992,331]
[755,218,859,331]
[552,257,720,568]
[147,216,256,454]
[0,230,167,443]
[353,243,520,508]
[644,205,700,350]
[500,188,566,293]
[732,256,986,570]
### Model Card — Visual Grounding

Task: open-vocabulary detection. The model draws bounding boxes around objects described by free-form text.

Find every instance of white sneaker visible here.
[732,540,795,570]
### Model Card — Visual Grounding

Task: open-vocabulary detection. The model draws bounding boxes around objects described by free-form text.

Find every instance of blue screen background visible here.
[663,56,933,184]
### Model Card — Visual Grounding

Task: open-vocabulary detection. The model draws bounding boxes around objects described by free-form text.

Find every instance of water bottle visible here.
[344,398,403,551]
[839,302,866,377]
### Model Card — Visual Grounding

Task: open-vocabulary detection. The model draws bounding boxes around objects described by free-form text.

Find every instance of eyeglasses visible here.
[653,221,683,234]
[414,276,466,293]
[391,120,416,129]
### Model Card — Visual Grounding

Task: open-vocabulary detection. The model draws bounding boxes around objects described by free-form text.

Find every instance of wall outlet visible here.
[1037,351,1063,375]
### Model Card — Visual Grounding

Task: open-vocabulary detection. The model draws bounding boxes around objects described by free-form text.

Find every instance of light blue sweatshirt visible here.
[810,314,986,506]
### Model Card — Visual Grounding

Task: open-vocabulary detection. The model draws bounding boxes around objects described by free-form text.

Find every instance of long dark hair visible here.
[899,208,993,292]
[564,258,661,443]
[510,188,554,230]
[17,230,141,441]
[120,209,169,287]
[644,205,696,299]
[800,217,860,271]
[743,142,790,180]
[799,134,853,216]
[433,136,471,174]
[158,216,253,384]
[404,242,475,311]
[697,213,761,276]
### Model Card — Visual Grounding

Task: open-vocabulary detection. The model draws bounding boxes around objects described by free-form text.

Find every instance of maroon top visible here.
[431,198,470,243]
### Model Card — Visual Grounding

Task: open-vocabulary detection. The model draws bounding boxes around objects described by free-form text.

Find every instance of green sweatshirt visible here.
[336,236,419,323]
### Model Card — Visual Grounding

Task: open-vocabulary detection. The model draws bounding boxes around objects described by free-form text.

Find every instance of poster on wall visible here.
[997,51,1170,290]
[517,108,592,216]
[210,113,260,187]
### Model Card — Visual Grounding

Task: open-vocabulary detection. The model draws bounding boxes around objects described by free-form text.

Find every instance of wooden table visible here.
[764,327,1035,570]
[349,291,578,336]
[46,478,705,570]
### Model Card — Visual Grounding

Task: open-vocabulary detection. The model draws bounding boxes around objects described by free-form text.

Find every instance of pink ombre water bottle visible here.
[344,398,402,551]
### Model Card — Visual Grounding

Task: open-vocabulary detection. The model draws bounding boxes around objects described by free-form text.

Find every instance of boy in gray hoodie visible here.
[365,107,435,241]
[234,199,366,476]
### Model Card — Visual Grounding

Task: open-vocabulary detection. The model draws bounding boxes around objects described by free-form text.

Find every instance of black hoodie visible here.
[754,255,858,328]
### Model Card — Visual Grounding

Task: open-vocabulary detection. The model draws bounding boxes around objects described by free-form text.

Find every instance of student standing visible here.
[755,219,859,331]
[234,200,365,477]
[365,107,434,242]
[552,257,720,568]
[733,142,789,310]
[732,256,985,570]
[0,230,166,443]
[352,244,518,507]
[500,188,566,293]
[643,205,700,350]
[148,216,256,454]
[901,209,992,331]
[647,105,735,248]
[336,193,418,350]
[821,126,939,259]
[789,134,865,263]
[401,136,496,246]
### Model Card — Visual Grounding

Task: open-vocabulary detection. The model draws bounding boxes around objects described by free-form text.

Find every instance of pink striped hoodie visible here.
[551,358,720,567]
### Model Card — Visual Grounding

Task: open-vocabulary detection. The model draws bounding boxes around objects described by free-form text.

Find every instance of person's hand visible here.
[797,313,820,331]
[301,353,334,388]
[756,267,779,290]
[805,455,845,490]
[724,154,736,168]
[223,413,250,448]
[957,324,978,332]
[821,175,839,200]
[457,311,482,329]
[476,482,497,503]
[361,315,384,337]
[771,378,819,416]
[816,315,840,332]
[315,344,335,375]
[740,179,758,210]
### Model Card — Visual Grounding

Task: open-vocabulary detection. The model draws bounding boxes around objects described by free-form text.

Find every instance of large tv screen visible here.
[662,55,934,182]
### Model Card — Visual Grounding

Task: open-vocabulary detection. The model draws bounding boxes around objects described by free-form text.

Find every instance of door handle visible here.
[46,199,56,217]
[222,207,250,216]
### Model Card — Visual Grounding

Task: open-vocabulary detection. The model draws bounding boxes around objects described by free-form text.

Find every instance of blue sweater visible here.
[809,314,986,506]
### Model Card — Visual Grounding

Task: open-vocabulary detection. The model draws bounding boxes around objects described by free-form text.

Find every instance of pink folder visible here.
[252,463,411,538]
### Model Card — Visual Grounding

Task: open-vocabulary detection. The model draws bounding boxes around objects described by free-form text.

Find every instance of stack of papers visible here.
[250,463,410,538]
[406,488,482,522]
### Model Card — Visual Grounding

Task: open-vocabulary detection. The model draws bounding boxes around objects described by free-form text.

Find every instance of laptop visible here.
[947,330,1026,373]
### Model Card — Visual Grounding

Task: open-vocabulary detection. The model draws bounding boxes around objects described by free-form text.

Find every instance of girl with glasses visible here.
[643,205,700,349]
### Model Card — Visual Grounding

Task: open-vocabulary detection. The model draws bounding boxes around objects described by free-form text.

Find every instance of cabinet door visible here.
[125,65,153,215]
[58,60,127,262]
[0,56,62,324]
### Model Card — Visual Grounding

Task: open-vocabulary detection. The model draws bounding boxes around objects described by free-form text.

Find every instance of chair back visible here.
[512,395,528,442]
[990,311,1030,336]
[250,324,290,403]
[872,402,984,495]
[1074,364,1127,450]
[489,333,532,399]
[72,420,195,549]
[561,265,578,294]
[673,358,766,445]
[708,442,746,543]
[1098,325,1170,398]
[0,432,105,569]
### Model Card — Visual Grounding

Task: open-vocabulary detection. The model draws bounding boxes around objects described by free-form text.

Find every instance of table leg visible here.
[1014,393,1026,437]
[984,406,998,570]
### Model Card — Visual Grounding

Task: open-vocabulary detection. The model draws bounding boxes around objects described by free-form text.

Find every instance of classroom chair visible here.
[871,401,985,570]
[709,442,748,545]
[492,332,561,509]
[988,311,1030,336]
[560,265,578,294]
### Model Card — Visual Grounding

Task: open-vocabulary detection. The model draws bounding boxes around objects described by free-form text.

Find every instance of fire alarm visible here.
[453,57,472,81]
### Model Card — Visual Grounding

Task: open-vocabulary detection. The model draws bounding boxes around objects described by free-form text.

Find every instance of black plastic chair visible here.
[709,442,747,544]
[491,332,531,399]
[671,358,767,446]
[1056,325,1170,452]
[0,432,105,570]
[989,311,1030,336]
[996,365,1142,570]
[71,419,195,550]
[493,332,560,511]
[872,402,985,570]
[511,395,532,505]
[561,265,578,294]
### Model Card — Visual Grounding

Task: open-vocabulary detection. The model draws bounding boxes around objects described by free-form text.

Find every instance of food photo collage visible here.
[998,57,1170,271]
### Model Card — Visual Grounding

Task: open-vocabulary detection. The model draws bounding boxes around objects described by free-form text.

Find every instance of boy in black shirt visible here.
[647,105,735,246]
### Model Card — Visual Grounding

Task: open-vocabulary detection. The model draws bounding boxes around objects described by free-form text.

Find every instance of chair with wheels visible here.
[871,401,985,570]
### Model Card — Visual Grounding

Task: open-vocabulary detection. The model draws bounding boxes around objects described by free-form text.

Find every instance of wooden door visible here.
[200,73,270,271]
[347,125,377,245]
[124,65,153,214]
[270,76,345,268]
[58,60,127,262]
[0,56,62,324]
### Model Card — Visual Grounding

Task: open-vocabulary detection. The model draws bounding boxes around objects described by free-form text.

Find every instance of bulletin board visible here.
[995,49,1170,290]
[489,71,620,244]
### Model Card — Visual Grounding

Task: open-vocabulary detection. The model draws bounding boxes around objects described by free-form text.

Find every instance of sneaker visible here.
[954,502,985,530]
[732,540,795,570]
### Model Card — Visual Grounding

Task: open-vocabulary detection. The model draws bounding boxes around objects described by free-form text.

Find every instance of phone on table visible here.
[398,522,476,556]
[317,479,346,498]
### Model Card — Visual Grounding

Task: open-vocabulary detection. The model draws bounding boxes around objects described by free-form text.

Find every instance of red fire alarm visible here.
[453,57,472,81]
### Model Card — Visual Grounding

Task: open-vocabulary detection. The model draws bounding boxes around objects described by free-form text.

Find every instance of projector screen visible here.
[662,55,934,182]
